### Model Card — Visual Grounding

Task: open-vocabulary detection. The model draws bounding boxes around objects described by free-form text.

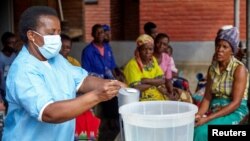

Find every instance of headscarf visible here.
[215,26,239,54]
[135,34,154,72]
[216,25,233,35]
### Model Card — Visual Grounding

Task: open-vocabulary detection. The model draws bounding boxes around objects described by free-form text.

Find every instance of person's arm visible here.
[77,75,126,93]
[165,79,173,95]
[141,77,165,87]
[132,83,152,92]
[42,78,124,123]
[141,57,165,87]
[196,65,248,126]
[170,57,178,74]
[81,46,92,71]
[195,70,213,117]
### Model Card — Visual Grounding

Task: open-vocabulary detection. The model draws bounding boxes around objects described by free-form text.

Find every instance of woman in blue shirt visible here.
[2,6,125,141]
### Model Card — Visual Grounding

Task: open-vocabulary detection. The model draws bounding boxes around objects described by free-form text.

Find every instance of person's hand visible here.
[168,93,179,100]
[195,114,201,120]
[113,80,127,88]
[168,88,180,100]
[195,114,209,127]
[96,80,123,102]
[157,85,167,94]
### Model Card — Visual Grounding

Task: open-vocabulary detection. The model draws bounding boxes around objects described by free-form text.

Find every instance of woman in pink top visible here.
[153,33,193,103]
[153,33,176,99]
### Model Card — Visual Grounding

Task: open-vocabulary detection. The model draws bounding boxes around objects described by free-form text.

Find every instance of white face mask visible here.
[32,31,62,59]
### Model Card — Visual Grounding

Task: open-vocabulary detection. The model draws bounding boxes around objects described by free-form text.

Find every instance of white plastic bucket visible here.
[119,101,198,141]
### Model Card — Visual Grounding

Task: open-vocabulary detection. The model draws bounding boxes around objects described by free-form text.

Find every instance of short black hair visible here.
[60,34,71,42]
[1,32,15,46]
[19,6,58,44]
[155,33,170,44]
[91,24,103,37]
[144,22,157,34]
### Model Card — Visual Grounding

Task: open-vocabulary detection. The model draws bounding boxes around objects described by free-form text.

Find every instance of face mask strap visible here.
[32,39,40,48]
[32,30,43,37]
[31,30,44,48]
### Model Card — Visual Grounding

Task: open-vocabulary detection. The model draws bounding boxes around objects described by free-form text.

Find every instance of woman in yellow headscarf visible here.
[123,34,168,101]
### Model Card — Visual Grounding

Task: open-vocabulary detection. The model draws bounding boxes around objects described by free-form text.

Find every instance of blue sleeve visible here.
[6,65,53,119]
[60,55,88,88]
[68,63,88,88]
[81,46,92,72]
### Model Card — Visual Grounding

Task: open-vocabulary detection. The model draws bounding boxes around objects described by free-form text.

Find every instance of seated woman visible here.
[153,33,173,93]
[124,34,169,101]
[153,33,192,103]
[194,27,249,141]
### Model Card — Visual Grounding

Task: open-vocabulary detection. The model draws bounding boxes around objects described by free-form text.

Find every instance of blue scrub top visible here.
[2,46,88,141]
[81,42,116,78]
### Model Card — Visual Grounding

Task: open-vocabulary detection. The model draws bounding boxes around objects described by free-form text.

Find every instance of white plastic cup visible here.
[119,101,198,141]
[118,88,140,141]
[118,88,140,107]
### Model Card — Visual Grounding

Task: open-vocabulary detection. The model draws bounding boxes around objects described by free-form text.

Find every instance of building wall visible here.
[84,0,111,42]
[140,0,246,41]
[61,0,83,40]
[61,0,82,29]
[123,0,139,40]
[110,0,123,40]
[84,0,139,41]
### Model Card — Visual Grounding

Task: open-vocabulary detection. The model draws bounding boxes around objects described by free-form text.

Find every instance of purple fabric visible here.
[216,27,239,54]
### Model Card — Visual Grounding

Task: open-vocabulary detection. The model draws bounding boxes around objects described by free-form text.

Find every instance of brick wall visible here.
[123,0,139,40]
[140,0,246,41]
[110,0,123,40]
[84,0,111,42]
[110,0,139,41]
[61,0,84,40]
[61,0,83,29]
[84,0,139,41]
